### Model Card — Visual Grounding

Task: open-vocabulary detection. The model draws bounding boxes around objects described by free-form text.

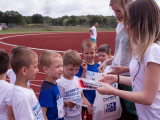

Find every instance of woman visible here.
[96,0,160,119]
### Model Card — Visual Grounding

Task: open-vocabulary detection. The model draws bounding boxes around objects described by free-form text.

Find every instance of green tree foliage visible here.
[3,11,23,25]
[0,11,3,22]
[0,10,117,28]
[32,14,44,24]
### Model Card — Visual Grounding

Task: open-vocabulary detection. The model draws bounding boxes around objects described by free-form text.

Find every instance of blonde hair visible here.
[110,0,133,23]
[127,0,160,62]
[63,49,81,67]
[81,39,97,52]
[39,51,62,70]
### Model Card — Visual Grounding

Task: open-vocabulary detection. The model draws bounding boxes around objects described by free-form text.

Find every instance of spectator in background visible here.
[89,22,98,43]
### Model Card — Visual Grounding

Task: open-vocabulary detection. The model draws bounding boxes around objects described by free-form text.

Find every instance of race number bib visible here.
[57,97,65,118]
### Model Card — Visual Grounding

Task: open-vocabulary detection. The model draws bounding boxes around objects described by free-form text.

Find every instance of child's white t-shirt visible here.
[12,85,44,120]
[57,76,82,118]
[129,43,160,120]
[0,80,13,120]
[7,69,30,87]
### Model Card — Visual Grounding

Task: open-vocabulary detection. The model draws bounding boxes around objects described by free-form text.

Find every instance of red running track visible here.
[0,31,116,98]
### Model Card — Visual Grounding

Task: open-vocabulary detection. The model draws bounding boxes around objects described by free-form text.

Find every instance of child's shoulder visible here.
[0,80,13,88]
[40,80,56,91]
[88,62,100,68]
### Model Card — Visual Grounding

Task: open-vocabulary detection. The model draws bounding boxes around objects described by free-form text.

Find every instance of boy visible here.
[97,44,111,65]
[76,40,100,119]
[0,49,14,120]
[10,46,44,120]
[57,50,90,120]
[39,51,65,120]
[7,46,30,87]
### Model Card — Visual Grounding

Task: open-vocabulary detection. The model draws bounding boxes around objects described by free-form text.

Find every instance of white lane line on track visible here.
[0,33,65,53]
[0,32,84,54]
[30,84,41,87]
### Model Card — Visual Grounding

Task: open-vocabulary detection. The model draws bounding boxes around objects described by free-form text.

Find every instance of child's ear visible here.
[43,66,48,73]
[21,67,27,76]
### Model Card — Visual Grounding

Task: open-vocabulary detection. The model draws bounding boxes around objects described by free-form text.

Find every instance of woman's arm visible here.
[97,62,160,105]
[99,74,132,86]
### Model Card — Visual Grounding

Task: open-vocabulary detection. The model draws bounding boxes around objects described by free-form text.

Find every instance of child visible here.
[57,49,90,120]
[76,39,100,120]
[97,44,111,65]
[10,46,44,120]
[39,51,65,120]
[7,46,30,87]
[0,49,14,120]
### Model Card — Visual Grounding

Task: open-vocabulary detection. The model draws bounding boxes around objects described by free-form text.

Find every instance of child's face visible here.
[26,57,39,80]
[111,4,123,22]
[47,57,63,81]
[82,46,96,64]
[63,64,79,80]
[98,52,110,63]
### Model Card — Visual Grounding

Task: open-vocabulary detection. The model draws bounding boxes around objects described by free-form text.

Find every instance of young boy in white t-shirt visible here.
[57,50,90,120]
[0,49,14,120]
[10,46,44,120]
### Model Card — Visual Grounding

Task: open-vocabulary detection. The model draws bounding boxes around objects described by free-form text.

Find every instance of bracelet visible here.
[117,74,120,83]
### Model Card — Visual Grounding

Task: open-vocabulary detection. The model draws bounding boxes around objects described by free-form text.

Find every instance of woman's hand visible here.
[96,82,115,95]
[99,74,117,85]
[108,66,129,74]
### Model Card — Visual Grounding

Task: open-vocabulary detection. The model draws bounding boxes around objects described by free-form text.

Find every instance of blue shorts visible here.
[90,38,96,43]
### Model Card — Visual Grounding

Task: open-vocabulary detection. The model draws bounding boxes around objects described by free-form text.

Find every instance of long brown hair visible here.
[127,0,160,62]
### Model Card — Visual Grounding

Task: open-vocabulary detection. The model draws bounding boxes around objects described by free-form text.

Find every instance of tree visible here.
[3,11,23,25]
[88,15,103,26]
[0,11,3,22]
[23,16,32,24]
[32,14,44,24]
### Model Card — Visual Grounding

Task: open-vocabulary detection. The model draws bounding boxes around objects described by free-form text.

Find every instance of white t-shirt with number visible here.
[129,43,160,120]
[12,85,44,120]
[90,26,97,39]
[57,76,82,119]
[0,80,13,120]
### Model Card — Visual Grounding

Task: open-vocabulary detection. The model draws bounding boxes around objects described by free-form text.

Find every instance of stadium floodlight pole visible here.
[44,0,51,29]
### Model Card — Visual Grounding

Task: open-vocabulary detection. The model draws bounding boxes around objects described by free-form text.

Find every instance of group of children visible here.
[0,39,111,120]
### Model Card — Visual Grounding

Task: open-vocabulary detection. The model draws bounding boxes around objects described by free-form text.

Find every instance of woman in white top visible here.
[96,0,160,119]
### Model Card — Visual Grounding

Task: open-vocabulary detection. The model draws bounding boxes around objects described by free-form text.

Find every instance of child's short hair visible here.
[39,51,62,70]
[63,49,81,67]
[0,49,9,74]
[10,46,37,74]
[82,39,97,52]
[98,44,111,55]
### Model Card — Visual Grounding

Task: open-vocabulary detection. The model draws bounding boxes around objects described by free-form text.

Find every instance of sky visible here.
[0,0,160,18]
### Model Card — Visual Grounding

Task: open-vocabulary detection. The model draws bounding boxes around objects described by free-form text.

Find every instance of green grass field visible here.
[0,25,115,34]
